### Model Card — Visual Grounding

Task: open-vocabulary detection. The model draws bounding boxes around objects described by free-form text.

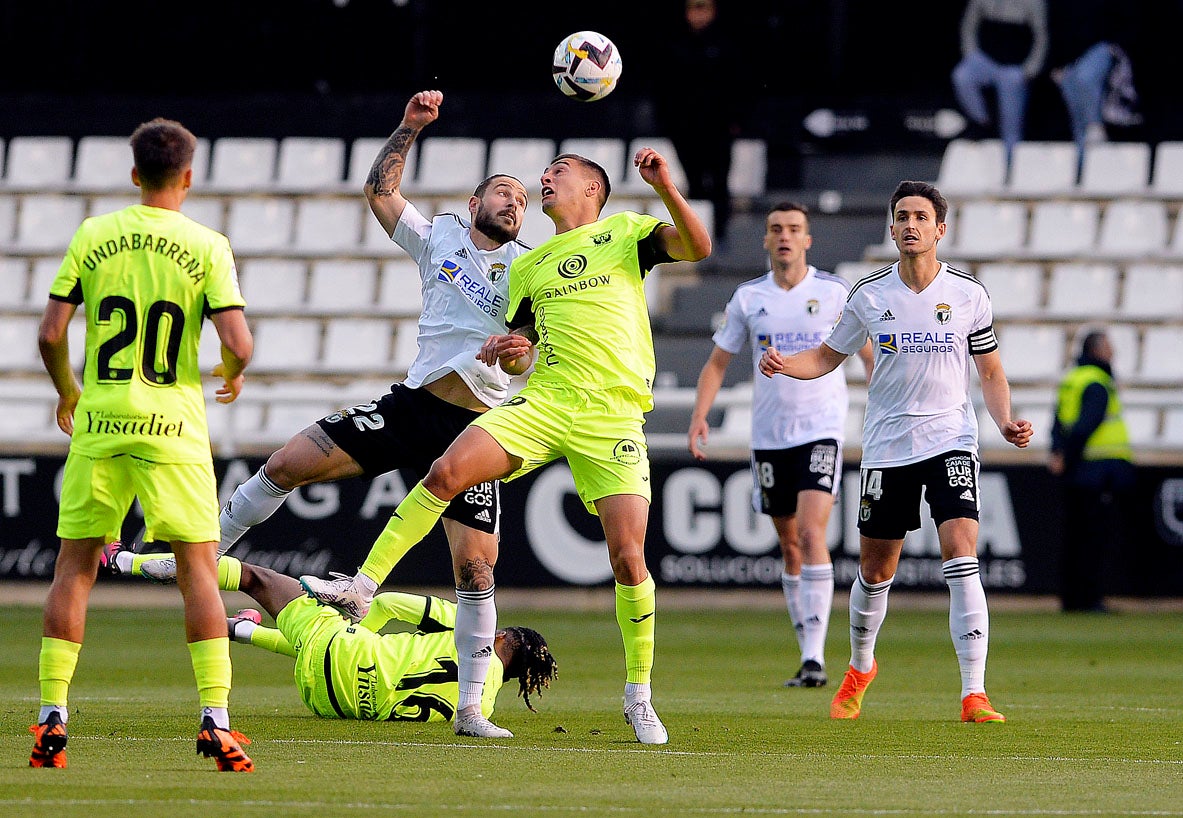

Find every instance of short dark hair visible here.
[889,180,948,224]
[130,118,197,190]
[501,626,558,712]
[1080,329,1108,359]
[474,173,525,200]
[550,153,611,208]
[768,201,810,228]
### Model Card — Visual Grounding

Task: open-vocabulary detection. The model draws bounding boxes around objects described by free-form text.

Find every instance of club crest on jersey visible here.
[935,303,952,324]
[591,230,612,245]
[877,333,898,355]
[806,299,820,315]
[489,262,507,283]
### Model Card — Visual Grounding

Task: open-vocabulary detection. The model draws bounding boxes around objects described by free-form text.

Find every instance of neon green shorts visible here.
[472,382,651,514]
[56,451,219,543]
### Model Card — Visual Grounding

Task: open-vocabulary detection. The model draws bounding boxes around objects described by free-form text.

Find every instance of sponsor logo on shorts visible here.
[612,439,643,465]
[946,454,975,488]
[475,509,492,523]
[960,489,975,501]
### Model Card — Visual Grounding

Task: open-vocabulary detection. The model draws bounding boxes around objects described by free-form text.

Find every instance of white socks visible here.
[780,572,804,652]
[848,570,892,673]
[944,556,990,698]
[454,586,497,713]
[799,563,834,667]
[219,467,291,554]
[624,681,651,703]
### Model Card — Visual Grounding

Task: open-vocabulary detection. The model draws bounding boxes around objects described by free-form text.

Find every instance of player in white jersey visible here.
[759,181,1032,724]
[689,203,871,689]
[215,91,529,740]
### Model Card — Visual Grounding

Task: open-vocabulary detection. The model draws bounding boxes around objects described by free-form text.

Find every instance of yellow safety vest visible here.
[1055,364,1132,462]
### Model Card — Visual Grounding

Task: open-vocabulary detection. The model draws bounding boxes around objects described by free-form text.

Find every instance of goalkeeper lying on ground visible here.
[101,543,556,723]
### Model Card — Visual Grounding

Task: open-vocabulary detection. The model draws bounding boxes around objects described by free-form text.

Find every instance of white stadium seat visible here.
[0,316,42,371]
[0,257,29,309]
[209,137,278,192]
[307,260,378,313]
[391,318,421,374]
[1105,323,1139,378]
[27,258,62,309]
[225,198,295,253]
[190,138,211,186]
[321,317,395,373]
[1120,264,1183,319]
[292,198,363,254]
[1097,199,1168,258]
[5,136,74,190]
[87,195,137,218]
[1044,263,1118,318]
[377,259,424,317]
[1125,405,1160,446]
[517,199,553,249]
[1150,142,1183,198]
[936,139,1006,197]
[619,137,687,193]
[415,137,487,194]
[487,138,555,188]
[276,137,345,192]
[360,209,410,256]
[72,136,133,191]
[1160,407,1183,447]
[729,138,767,197]
[346,137,418,193]
[180,196,225,233]
[974,263,1044,318]
[0,193,16,244]
[558,138,627,187]
[1079,143,1151,196]
[949,201,1025,259]
[238,259,307,314]
[997,325,1065,382]
[1168,210,1183,260]
[1136,326,1183,384]
[250,317,321,373]
[1027,201,1098,258]
[1006,141,1077,197]
[13,195,86,252]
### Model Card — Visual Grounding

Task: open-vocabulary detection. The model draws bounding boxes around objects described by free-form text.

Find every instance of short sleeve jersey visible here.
[49,204,244,463]
[505,211,672,411]
[825,262,998,468]
[713,267,851,449]
[392,203,528,408]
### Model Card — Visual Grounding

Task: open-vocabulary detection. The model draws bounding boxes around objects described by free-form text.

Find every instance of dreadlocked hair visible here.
[502,626,557,712]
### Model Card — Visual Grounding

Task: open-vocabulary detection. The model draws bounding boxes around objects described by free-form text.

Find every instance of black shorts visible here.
[315,384,499,534]
[752,439,841,517]
[857,450,980,540]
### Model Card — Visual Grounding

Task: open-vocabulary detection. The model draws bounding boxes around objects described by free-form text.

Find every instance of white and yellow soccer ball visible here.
[552,31,622,102]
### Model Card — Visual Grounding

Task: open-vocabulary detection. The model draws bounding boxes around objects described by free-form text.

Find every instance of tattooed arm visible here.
[364,89,442,235]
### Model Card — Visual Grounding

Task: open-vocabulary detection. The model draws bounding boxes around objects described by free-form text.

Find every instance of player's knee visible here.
[423,459,467,500]
[262,446,304,491]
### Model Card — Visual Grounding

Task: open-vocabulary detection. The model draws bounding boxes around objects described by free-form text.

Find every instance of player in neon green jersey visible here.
[100,543,557,723]
[32,118,254,771]
[302,148,712,743]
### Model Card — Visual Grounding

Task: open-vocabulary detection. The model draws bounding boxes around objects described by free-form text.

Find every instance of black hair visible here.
[501,626,558,712]
[130,118,197,189]
[550,153,611,208]
[890,180,949,224]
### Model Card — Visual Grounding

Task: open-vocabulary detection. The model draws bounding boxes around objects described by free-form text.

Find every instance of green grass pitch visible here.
[1,599,1181,816]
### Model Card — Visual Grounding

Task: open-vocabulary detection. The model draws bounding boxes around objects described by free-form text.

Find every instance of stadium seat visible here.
[1006,141,1077,197]
[1160,407,1183,447]
[259,400,337,441]
[292,198,363,254]
[190,137,211,186]
[0,193,15,244]
[209,137,278,192]
[1124,405,1160,446]
[181,196,225,233]
[238,259,307,314]
[996,325,1065,382]
[4,136,74,190]
[321,317,395,373]
[26,258,62,309]
[414,137,487,194]
[936,139,1006,197]
[13,195,86,252]
[391,318,421,374]
[225,198,295,253]
[1010,402,1055,449]
[0,138,5,180]
[1136,326,1183,384]
[974,262,1044,318]
[1096,199,1168,258]
[1026,201,1098,258]
[1150,142,1183,198]
[197,321,225,371]
[0,316,42,371]
[517,199,553,248]
[72,136,133,191]
[0,257,28,309]
[1044,263,1118,318]
[0,396,55,441]
[250,317,322,372]
[1105,323,1140,377]
[728,138,767,197]
[307,260,378,313]
[276,137,346,192]
[1120,264,1183,319]
[1079,143,1151,196]
[619,138,688,193]
[557,138,626,187]
[948,201,1025,259]
[205,399,265,445]
[360,209,411,256]
[377,259,424,316]
[487,138,556,187]
[600,196,648,219]
[1168,210,1183,260]
[346,137,418,193]
[835,260,890,282]
[87,195,137,217]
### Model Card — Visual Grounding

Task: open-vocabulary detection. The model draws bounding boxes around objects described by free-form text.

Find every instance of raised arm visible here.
[759,342,848,381]
[634,147,712,262]
[974,349,1033,448]
[688,346,733,460]
[364,90,442,236]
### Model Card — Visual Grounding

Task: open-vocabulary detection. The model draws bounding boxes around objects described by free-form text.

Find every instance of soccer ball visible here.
[552,31,622,102]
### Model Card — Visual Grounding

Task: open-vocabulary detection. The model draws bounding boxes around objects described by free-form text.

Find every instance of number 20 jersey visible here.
[49,204,245,463]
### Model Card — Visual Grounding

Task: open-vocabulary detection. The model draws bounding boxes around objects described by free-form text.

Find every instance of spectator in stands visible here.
[654,0,742,248]
[301,147,712,745]
[759,181,1032,724]
[1049,328,1135,613]
[32,118,255,771]
[687,202,872,689]
[101,543,558,725]
[951,0,1048,161]
[214,90,530,741]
